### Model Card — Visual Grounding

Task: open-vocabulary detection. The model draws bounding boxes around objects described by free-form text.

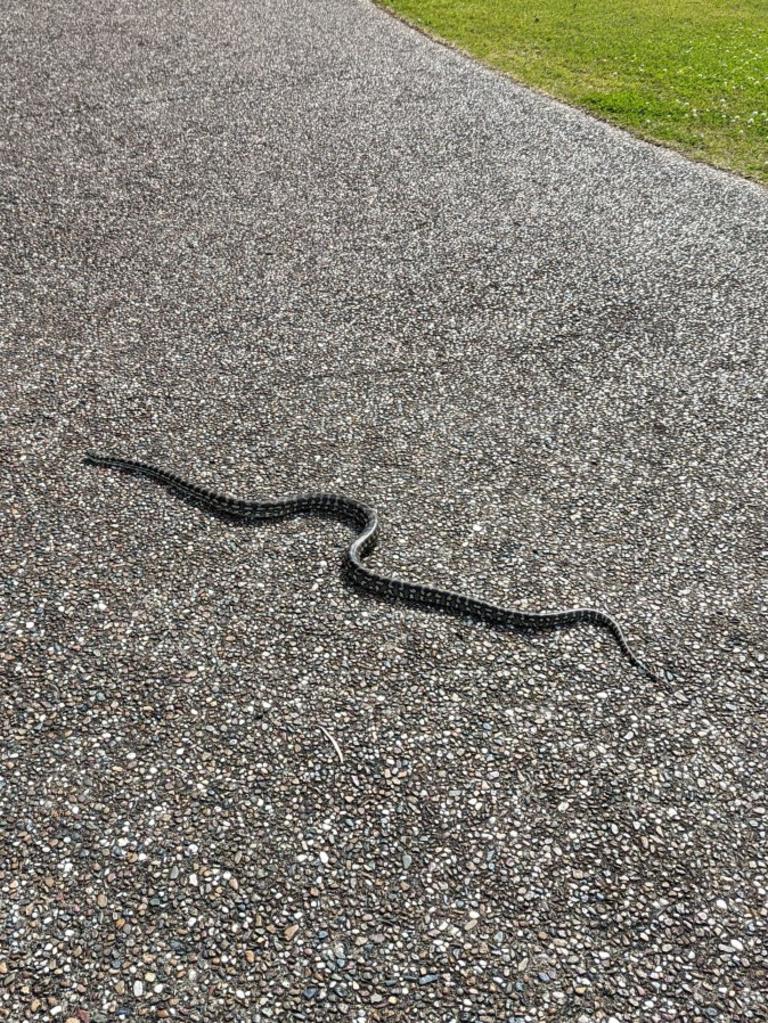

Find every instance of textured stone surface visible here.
[1,0,767,1019]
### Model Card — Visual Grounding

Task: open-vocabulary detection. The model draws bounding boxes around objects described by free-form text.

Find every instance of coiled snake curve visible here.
[85,451,659,682]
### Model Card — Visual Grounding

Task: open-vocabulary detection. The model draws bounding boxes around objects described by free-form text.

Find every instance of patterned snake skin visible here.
[85,452,658,682]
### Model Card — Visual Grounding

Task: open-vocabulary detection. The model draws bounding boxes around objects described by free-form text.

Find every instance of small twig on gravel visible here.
[318,725,344,765]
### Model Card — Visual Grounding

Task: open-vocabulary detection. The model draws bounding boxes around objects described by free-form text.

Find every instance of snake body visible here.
[84,451,658,682]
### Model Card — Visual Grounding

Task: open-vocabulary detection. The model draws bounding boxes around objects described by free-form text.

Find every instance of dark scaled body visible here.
[84,451,658,682]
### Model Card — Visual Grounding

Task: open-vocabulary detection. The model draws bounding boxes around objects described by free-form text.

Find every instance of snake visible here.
[84,451,659,682]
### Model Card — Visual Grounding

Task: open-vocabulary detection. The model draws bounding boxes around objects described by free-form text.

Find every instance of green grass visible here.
[377,0,768,185]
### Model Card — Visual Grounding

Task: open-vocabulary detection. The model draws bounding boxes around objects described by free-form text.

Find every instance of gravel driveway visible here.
[2,0,767,1019]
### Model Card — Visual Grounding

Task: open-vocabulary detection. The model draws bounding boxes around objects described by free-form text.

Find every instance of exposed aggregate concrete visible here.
[1,0,767,1020]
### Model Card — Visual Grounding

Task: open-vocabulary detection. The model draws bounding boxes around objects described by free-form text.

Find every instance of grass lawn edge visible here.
[372,0,768,191]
